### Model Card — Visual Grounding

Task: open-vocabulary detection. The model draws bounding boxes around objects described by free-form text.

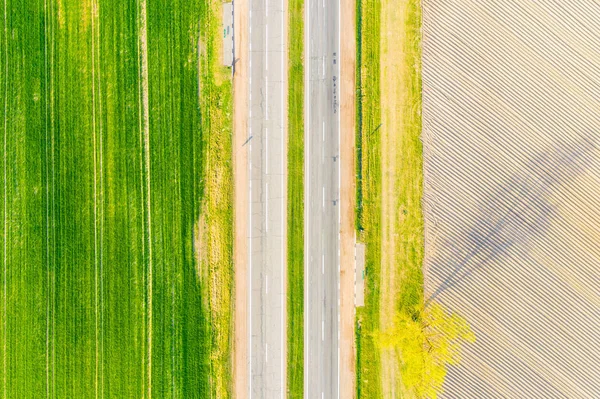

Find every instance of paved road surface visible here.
[247,0,286,396]
[304,0,340,397]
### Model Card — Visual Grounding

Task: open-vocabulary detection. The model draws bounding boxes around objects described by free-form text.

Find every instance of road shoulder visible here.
[340,0,357,397]
[233,0,249,397]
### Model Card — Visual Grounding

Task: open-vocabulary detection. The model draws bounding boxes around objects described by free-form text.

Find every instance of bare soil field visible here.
[423,1,600,397]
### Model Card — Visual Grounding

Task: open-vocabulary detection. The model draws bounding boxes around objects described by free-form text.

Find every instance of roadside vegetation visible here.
[378,304,475,398]
[356,0,474,397]
[1,0,231,397]
[355,0,383,396]
[197,0,235,396]
[287,0,305,397]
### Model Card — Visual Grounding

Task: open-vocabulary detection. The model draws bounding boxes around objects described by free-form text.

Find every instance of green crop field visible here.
[0,0,232,397]
[286,0,304,397]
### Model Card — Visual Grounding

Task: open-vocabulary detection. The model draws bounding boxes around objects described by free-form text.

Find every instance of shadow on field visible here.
[426,134,597,306]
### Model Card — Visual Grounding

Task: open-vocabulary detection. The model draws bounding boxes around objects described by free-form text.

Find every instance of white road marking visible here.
[322,254,324,274]
[265,127,268,170]
[248,4,253,398]
[304,0,311,394]
[322,187,325,207]
[322,121,325,142]
[337,0,342,396]
[265,182,269,233]
[266,275,268,294]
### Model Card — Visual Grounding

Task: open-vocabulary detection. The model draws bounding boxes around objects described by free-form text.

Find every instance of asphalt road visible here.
[247,0,286,396]
[304,0,341,397]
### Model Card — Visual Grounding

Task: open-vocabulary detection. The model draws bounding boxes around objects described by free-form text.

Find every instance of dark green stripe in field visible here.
[0,0,231,397]
[287,0,304,397]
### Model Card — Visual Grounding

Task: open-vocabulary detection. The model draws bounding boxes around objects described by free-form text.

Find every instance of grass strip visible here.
[197,0,235,397]
[287,0,305,396]
[355,0,383,396]
[356,0,423,397]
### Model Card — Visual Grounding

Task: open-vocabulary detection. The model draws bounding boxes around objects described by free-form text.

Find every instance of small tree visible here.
[377,303,475,398]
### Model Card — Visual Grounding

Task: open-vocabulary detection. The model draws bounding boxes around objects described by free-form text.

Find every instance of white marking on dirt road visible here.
[337,0,342,396]
[265,182,269,233]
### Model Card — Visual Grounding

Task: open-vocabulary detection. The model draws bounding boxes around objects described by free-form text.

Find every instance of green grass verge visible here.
[287,0,305,397]
[355,0,423,397]
[394,0,423,320]
[356,0,383,397]
[0,0,231,397]
[197,0,234,397]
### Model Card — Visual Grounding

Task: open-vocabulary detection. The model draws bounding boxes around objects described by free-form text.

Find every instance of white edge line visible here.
[303,0,310,395]
[248,2,253,397]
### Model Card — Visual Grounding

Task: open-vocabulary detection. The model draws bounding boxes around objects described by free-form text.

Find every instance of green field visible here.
[286,0,304,397]
[0,0,232,397]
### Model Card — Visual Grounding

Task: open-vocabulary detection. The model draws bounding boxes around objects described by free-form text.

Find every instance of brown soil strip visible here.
[340,0,357,397]
[379,0,408,397]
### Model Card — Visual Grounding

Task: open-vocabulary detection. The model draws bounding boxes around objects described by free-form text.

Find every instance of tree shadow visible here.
[426,135,597,306]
